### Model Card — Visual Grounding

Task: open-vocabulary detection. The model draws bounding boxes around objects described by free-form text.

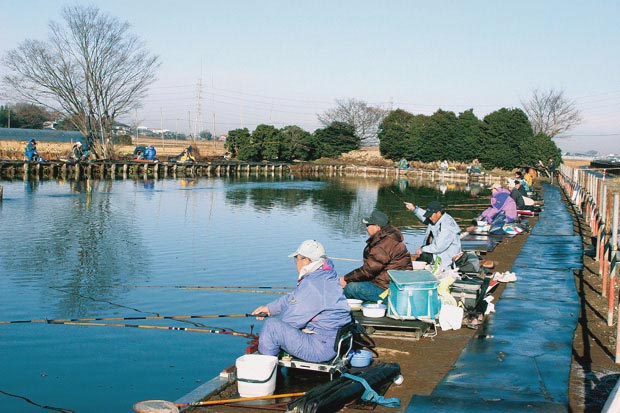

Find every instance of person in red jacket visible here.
[339,210,413,302]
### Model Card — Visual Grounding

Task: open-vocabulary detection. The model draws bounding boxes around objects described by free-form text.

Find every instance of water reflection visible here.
[0,175,484,413]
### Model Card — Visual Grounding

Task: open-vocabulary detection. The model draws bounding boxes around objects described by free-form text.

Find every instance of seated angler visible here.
[251,240,351,363]
[479,182,517,224]
[340,211,412,302]
[404,200,464,271]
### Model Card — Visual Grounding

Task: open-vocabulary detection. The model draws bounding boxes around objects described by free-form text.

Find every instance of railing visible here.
[558,163,620,362]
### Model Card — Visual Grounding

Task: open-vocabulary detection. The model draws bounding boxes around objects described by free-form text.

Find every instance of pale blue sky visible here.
[1,0,618,153]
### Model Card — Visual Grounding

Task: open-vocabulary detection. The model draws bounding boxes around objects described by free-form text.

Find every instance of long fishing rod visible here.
[0,312,269,325]
[50,284,295,290]
[387,187,407,203]
[133,392,306,413]
[45,320,257,338]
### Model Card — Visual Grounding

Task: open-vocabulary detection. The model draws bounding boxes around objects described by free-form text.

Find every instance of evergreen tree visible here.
[252,124,280,161]
[314,122,360,158]
[280,125,316,161]
[480,108,533,170]
[378,109,425,161]
[224,128,250,159]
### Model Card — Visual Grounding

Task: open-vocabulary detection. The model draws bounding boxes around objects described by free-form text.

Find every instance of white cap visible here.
[288,240,326,261]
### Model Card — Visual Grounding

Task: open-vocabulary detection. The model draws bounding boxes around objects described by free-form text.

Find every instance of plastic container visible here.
[347,299,363,311]
[411,261,428,270]
[349,349,373,367]
[361,303,386,318]
[387,270,440,320]
[235,354,278,397]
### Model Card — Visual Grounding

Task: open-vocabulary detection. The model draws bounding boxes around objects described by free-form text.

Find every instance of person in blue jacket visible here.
[144,145,157,160]
[251,240,351,362]
[25,139,40,161]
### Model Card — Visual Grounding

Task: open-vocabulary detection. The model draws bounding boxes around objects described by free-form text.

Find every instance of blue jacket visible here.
[25,142,38,161]
[144,146,156,160]
[266,260,350,337]
[413,206,462,270]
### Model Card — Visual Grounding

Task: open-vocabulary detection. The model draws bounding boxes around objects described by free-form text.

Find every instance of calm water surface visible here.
[0,175,482,412]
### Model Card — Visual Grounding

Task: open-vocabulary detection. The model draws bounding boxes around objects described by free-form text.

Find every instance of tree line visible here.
[223,105,562,170]
[379,107,562,170]
[225,122,360,162]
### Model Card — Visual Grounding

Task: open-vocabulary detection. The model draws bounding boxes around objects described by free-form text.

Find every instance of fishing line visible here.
[49,285,295,291]
[48,287,205,327]
[0,312,269,325]
[133,392,306,413]
[49,287,159,316]
[45,321,257,338]
[0,389,74,413]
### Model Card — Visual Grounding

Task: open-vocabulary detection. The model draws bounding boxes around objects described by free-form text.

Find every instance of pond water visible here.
[0,175,484,412]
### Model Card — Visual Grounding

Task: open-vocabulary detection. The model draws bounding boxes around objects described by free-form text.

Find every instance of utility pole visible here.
[194,77,203,140]
[134,108,138,145]
[160,107,164,151]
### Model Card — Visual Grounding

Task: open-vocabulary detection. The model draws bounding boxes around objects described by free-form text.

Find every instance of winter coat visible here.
[510,187,526,210]
[25,142,39,161]
[144,146,157,160]
[267,259,350,337]
[343,225,413,290]
[481,188,517,224]
[413,207,462,270]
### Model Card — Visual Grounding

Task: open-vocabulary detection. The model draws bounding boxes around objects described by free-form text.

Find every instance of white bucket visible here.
[235,354,278,397]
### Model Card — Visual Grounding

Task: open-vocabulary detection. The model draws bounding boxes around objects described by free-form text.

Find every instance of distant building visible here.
[113,121,131,136]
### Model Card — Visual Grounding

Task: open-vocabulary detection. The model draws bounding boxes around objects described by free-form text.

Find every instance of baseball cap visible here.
[423,201,442,219]
[362,210,389,227]
[288,240,326,261]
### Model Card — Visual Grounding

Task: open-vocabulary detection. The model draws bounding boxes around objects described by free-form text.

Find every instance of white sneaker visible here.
[494,271,517,282]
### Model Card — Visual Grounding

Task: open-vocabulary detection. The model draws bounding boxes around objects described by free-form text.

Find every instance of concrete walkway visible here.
[408,183,582,412]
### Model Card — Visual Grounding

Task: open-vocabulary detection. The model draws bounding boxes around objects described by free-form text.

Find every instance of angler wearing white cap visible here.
[251,240,350,363]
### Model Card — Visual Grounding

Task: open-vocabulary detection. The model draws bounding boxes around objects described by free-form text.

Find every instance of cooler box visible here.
[450,277,484,309]
[387,270,441,320]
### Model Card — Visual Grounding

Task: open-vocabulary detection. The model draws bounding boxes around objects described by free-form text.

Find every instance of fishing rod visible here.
[387,187,407,203]
[0,312,269,325]
[45,320,257,338]
[49,284,295,292]
[133,392,306,413]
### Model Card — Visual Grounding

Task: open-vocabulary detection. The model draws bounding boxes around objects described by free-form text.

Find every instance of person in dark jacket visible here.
[509,180,526,210]
[339,210,412,302]
[548,157,556,184]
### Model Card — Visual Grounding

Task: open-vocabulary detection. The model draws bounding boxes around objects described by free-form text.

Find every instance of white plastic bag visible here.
[438,304,464,330]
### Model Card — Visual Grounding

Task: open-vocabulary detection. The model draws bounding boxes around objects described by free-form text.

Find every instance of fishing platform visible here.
[0,159,506,182]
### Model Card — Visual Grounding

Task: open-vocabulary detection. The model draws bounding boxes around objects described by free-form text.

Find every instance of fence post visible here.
[602,186,609,296]
[612,194,620,363]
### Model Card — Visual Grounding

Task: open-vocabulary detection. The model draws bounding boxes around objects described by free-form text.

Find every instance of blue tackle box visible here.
[386,270,441,320]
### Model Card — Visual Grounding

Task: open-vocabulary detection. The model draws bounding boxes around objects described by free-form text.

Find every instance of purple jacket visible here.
[481,188,517,223]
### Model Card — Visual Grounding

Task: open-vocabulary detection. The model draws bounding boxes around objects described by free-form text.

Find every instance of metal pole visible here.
[609,194,618,327]
[602,186,609,296]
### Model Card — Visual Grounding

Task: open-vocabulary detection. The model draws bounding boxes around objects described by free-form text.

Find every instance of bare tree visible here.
[318,98,387,144]
[2,5,160,158]
[522,88,582,138]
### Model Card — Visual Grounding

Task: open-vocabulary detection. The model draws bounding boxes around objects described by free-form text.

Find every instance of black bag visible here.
[454,252,481,274]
